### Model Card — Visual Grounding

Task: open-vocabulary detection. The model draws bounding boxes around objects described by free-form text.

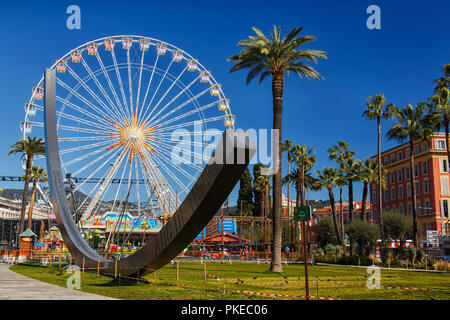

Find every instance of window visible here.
[440,159,448,173]
[384,190,389,202]
[424,200,431,215]
[415,181,420,195]
[397,169,403,182]
[407,184,411,197]
[384,157,389,165]
[400,204,404,215]
[391,154,395,163]
[414,145,420,154]
[422,161,429,175]
[422,142,430,152]
[406,167,411,180]
[390,172,395,184]
[391,188,396,200]
[441,200,449,218]
[398,185,404,199]
[441,176,449,195]
[434,140,446,150]
[397,151,403,160]
[415,164,420,177]
[372,192,378,203]
[406,149,411,158]
[423,180,429,193]
[407,204,412,216]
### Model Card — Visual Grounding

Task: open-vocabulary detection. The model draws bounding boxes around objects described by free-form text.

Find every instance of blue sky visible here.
[0,0,448,205]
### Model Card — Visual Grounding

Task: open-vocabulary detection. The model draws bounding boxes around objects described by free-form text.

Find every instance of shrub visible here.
[314,216,339,247]
[416,249,425,263]
[345,220,378,256]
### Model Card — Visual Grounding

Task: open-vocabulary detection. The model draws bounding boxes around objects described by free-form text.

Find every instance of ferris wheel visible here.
[21,35,235,230]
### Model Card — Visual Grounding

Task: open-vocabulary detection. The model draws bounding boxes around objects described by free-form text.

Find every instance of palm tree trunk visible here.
[340,187,345,254]
[270,72,283,273]
[18,155,33,241]
[361,181,368,222]
[348,180,354,221]
[377,117,384,242]
[328,188,342,245]
[27,180,38,230]
[445,117,450,169]
[287,151,290,217]
[409,138,419,247]
[301,162,305,206]
[349,179,354,255]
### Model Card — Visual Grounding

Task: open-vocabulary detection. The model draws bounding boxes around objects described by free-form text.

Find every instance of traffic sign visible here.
[294,205,311,222]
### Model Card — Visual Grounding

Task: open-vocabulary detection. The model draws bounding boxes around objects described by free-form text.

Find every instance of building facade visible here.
[369,133,450,237]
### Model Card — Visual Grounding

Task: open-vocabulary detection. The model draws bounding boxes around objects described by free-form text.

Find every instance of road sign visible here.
[427,231,439,247]
[294,205,311,222]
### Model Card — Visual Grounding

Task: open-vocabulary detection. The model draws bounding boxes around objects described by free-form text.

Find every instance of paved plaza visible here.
[0,264,115,300]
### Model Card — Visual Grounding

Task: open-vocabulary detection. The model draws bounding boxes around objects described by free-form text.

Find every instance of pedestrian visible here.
[284,245,291,259]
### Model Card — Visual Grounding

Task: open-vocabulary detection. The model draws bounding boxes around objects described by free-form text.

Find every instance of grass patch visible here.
[10,262,450,300]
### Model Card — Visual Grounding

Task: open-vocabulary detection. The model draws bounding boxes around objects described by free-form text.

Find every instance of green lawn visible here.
[10,262,450,300]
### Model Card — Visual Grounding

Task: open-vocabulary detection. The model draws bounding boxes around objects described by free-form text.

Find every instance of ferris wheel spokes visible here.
[64,65,124,125]
[80,146,129,221]
[79,56,128,122]
[94,51,129,122]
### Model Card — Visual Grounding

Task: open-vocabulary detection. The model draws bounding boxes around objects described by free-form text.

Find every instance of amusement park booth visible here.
[18,228,38,255]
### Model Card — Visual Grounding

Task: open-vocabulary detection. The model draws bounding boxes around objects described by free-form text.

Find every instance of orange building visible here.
[369,133,450,237]
[312,202,373,224]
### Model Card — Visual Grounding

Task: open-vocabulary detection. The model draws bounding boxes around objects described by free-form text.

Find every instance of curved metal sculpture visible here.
[44,69,256,276]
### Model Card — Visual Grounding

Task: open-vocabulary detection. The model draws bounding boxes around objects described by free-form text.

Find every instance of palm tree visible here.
[334,172,347,247]
[24,166,48,230]
[283,168,321,206]
[281,140,294,216]
[291,144,317,206]
[8,137,45,239]
[432,64,449,93]
[428,79,450,166]
[362,94,396,238]
[386,103,435,247]
[228,26,327,273]
[328,141,355,220]
[359,159,385,222]
[316,167,343,246]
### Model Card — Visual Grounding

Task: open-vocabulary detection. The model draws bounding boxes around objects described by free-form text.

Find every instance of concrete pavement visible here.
[0,264,116,300]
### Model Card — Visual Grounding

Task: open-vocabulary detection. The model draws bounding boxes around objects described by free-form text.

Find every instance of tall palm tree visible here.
[432,64,449,93]
[291,144,317,206]
[328,141,355,219]
[359,159,385,222]
[362,94,396,238]
[334,172,347,248]
[281,140,294,216]
[24,166,48,230]
[316,167,343,246]
[283,167,320,206]
[8,137,45,239]
[228,26,327,273]
[386,103,435,247]
[428,81,450,166]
